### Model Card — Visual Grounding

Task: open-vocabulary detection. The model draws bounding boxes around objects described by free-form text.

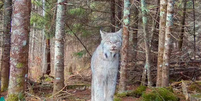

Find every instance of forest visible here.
[0,0,201,101]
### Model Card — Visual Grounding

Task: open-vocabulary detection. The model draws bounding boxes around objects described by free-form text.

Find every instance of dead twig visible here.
[49,85,68,98]
[180,72,201,90]
[25,92,41,100]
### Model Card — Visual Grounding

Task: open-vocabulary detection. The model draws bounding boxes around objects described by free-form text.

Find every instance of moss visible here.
[116,91,128,97]
[165,86,174,92]
[16,63,24,68]
[116,85,147,98]
[16,78,23,83]
[188,82,201,93]
[44,77,52,82]
[18,92,25,101]
[114,96,122,101]
[1,87,8,92]
[128,85,147,97]
[191,93,201,98]
[142,88,179,101]
[7,94,18,101]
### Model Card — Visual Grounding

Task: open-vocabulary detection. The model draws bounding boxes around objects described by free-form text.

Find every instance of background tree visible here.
[110,0,116,32]
[131,0,139,62]
[1,0,12,92]
[156,0,167,87]
[118,0,130,93]
[53,0,67,94]
[116,0,122,29]
[141,0,152,87]
[178,0,186,50]
[0,0,199,100]
[150,0,160,53]
[162,0,175,87]
[7,0,31,100]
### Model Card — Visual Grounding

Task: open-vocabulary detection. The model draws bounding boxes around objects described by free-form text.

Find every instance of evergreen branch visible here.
[32,0,92,57]
[66,24,92,57]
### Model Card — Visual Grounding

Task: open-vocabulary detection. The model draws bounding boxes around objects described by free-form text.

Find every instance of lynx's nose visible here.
[112,46,116,49]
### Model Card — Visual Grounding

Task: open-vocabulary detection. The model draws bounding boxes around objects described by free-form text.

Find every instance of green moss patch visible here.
[191,93,201,98]
[116,85,147,98]
[7,94,18,101]
[16,63,24,68]
[114,96,122,101]
[188,82,201,93]
[142,88,179,101]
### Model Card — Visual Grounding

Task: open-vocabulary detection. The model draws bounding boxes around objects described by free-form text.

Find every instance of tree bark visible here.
[151,0,160,52]
[178,0,186,50]
[141,0,152,87]
[162,0,175,87]
[53,0,67,94]
[111,0,116,32]
[117,0,122,29]
[132,0,138,61]
[118,0,130,93]
[156,0,167,87]
[7,0,31,100]
[1,0,12,92]
[42,0,48,75]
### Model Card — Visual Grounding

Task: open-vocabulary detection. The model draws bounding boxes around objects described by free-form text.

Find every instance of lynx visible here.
[91,29,122,101]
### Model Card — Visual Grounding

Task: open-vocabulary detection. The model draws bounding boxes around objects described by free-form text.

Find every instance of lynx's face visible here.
[100,29,122,53]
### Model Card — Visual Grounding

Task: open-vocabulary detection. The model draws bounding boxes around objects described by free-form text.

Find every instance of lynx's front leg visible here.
[92,73,106,101]
[105,69,118,101]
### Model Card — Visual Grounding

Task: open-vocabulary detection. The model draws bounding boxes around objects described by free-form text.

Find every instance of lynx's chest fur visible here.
[91,29,122,101]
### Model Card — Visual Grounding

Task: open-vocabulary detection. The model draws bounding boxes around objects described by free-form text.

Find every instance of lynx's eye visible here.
[106,41,112,44]
[116,41,121,45]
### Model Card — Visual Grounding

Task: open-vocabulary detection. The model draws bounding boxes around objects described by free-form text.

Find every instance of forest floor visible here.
[1,78,189,101]
[1,73,200,101]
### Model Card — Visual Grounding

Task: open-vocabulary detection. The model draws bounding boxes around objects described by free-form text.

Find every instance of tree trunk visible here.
[156,0,167,87]
[53,0,67,94]
[132,0,138,61]
[162,0,175,87]
[7,0,31,100]
[178,0,186,50]
[116,0,122,29]
[118,0,130,93]
[1,0,12,92]
[151,0,160,52]
[141,0,152,87]
[47,39,51,75]
[42,0,48,75]
[192,0,196,59]
[111,0,116,32]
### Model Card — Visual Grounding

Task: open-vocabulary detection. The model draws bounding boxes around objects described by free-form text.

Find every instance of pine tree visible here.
[118,0,130,93]
[1,0,12,92]
[7,0,31,100]
[53,0,67,94]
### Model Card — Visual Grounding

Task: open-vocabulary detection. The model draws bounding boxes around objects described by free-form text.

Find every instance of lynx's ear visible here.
[116,28,122,37]
[100,29,106,39]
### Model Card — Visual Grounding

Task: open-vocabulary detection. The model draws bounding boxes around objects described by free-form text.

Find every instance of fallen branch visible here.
[25,92,41,100]
[49,85,68,98]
